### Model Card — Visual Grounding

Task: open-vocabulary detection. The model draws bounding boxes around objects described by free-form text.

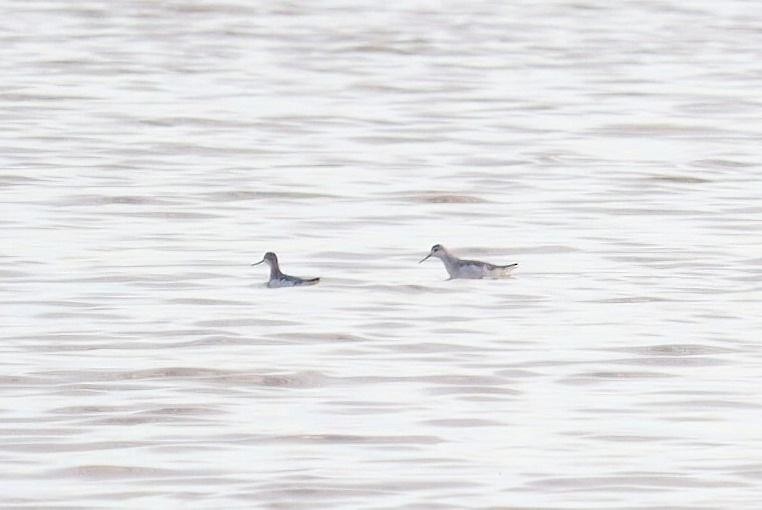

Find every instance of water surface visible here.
[2,1,762,508]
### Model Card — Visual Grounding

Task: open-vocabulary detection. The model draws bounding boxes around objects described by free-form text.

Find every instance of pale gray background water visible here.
[2,0,762,508]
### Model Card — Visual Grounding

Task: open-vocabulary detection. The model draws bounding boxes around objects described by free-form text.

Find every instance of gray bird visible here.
[419,244,518,279]
[252,252,320,288]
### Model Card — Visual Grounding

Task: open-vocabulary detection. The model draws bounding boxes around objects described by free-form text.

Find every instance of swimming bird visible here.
[419,244,518,279]
[252,252,320,288]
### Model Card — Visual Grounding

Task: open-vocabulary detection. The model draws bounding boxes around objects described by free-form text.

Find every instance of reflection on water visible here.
[2,0,762,508]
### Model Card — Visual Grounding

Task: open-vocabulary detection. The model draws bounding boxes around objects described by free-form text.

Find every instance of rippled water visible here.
[2,1,762,508]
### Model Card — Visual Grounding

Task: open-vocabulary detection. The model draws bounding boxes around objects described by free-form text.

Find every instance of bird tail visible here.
[497,263,518,276]
[305,277,320,285]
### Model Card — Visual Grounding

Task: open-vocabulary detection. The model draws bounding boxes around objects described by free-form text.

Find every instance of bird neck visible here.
[439,251,459,268]
[269,262,283,279]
